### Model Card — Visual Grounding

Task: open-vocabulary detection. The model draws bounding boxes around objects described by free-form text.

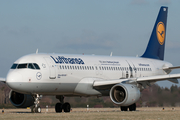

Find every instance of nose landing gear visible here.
[55,95,71,113]
[31,94,42,113]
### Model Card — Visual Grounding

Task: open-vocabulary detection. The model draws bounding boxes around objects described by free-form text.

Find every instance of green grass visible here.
[0,107,180,120]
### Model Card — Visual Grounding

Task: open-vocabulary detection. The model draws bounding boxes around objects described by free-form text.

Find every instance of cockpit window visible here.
[17,64,28,69]
[11,64,18,69]
[28,63,35,69]
[33,63,40,69]
[11,63,40,70]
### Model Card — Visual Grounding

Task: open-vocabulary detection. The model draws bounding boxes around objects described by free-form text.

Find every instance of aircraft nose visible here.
[6,71,22,90]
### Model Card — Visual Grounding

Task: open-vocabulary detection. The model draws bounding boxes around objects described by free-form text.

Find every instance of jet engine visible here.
[110,83,140,106]
[9,91,34,108]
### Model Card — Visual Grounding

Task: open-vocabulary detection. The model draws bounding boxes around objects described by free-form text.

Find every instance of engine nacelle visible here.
[9,91,34,108]
[110,83,140,106]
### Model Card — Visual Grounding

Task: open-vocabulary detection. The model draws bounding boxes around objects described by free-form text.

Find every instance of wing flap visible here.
[93,79,127,87]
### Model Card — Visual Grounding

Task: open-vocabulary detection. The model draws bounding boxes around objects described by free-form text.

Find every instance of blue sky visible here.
[0,0,180,88]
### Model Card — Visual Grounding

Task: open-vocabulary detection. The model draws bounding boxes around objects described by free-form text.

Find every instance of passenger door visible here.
[44,57,56,79]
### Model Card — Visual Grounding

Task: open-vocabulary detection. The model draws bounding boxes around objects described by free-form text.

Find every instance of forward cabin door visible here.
[44,57,56,79]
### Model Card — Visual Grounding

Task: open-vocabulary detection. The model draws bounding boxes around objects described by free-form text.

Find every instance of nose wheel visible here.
[31,106,41,113]
[55,95,71,113]
[31,94,42,113]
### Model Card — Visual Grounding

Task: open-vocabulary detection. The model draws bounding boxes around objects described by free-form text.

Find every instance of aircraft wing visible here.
[93,73,180,89]
[0,77,6,83]
[136,74,180,83]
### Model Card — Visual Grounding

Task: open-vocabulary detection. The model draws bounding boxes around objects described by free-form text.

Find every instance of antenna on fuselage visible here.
[36,49,38,54]
[110,52,113,56]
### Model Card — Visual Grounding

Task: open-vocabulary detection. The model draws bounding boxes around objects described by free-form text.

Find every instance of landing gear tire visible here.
[63,102,71,112]
[36,106,41,113]
[55,103,63,113]
[31,106,41,113]
[129,103,136,111]
[121,106,128,111]
[55,95,71,113]
[120,103,136,111]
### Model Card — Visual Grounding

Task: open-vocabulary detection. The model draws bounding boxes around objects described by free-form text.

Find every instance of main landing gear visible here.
[120,103,136,111]
[55,95,71,113]
[31,94,42,113]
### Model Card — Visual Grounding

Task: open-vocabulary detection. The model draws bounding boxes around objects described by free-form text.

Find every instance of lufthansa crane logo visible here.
[156,22,165,45]
[36,72,42,80]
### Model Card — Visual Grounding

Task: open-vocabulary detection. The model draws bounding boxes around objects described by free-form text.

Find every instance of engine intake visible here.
[110,83,140,106]
[9,91,34,108]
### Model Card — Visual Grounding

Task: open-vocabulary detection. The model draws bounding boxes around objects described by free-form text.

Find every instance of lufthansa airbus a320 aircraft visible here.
[0,6,180,113]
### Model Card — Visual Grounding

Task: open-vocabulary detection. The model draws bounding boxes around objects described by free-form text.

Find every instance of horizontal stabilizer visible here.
[168,79,179,84]
[163,66,180,70]
[0,77,6,83]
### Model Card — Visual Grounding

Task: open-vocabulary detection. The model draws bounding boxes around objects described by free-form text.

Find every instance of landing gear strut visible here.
[120,103,136,111]
[55,95,71,113]
[31,94,42,113]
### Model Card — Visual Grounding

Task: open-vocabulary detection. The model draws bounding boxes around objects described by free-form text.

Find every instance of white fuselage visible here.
[6,53,173,96]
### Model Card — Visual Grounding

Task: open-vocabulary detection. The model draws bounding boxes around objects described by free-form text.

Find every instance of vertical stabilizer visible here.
[141,6,168,60]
